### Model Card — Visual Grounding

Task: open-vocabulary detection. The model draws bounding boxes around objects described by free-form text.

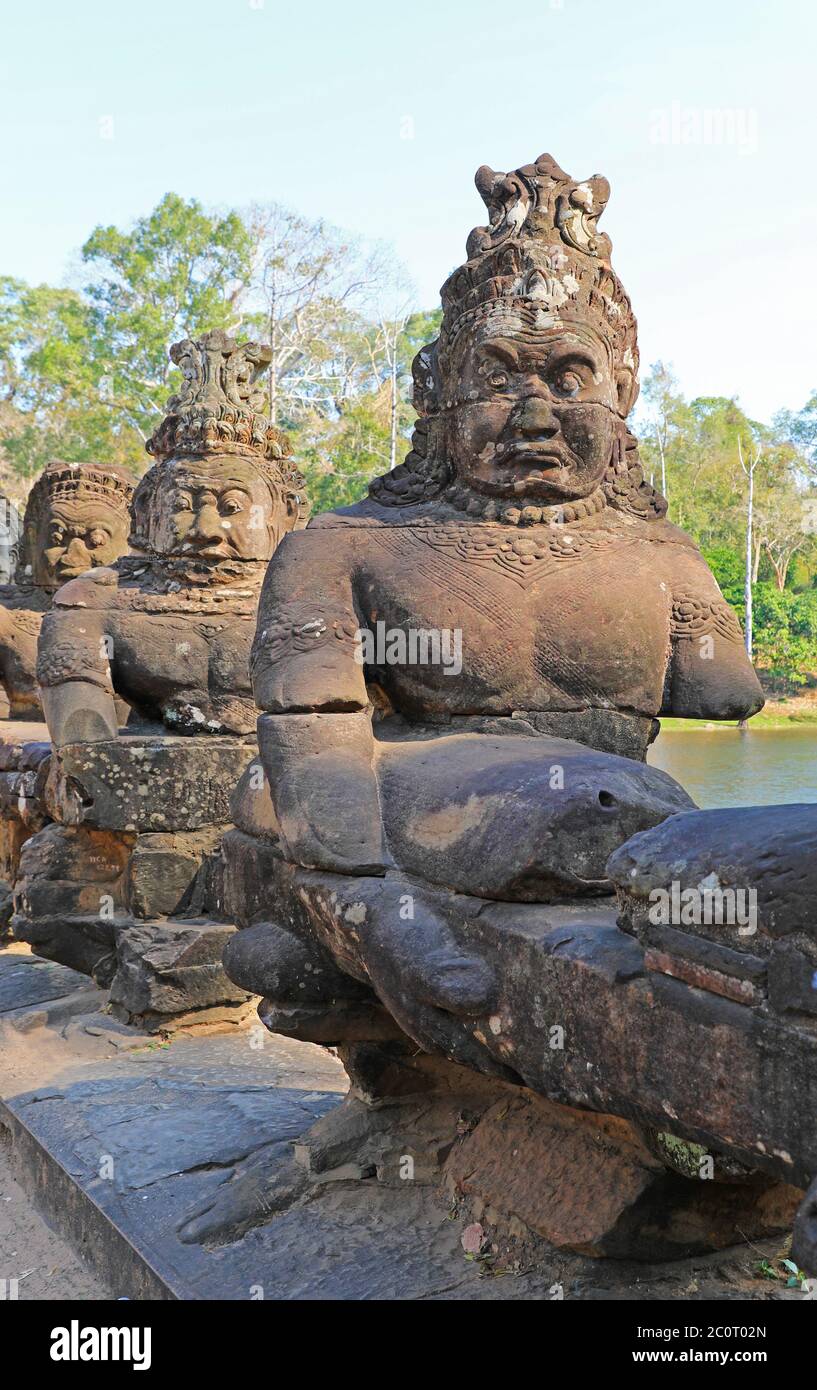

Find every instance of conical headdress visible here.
[437,153,638,408]
[370,152,663,521]
[135,330,307,549]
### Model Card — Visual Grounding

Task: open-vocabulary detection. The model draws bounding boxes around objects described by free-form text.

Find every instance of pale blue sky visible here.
[1,0,815,423]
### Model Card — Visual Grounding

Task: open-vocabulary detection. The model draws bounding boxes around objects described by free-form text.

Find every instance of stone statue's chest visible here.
[0,593,48,669]
[113,604,256,695]
[355,524,672,711]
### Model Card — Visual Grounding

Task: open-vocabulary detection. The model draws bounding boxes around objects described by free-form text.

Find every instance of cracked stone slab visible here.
[0,948,90,1016]
[0,1009,803,1301]
[60,1074,339,1191]
[0,1020,555,1300]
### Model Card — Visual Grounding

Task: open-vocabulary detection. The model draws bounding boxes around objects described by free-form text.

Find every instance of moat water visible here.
[648,726,817,809]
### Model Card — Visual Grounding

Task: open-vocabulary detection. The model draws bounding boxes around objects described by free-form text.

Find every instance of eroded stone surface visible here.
[375,730,694,899]
[127,829,226,918]
[0,462,132,721]
[24,332,310,1026]
[609,803,817,949]
[608,804,817,1050]
[443,1090,799,1260]
[1,995,799,1300]
[0,721,52,941]
[221,149,811,1267]
[109,919,251,1025]
[0,948,89,1015]
[45,737,257,832]
[37,333,306,747]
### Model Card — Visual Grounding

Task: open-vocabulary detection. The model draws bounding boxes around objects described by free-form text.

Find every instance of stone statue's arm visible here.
[36,575,119,746]
[0,603,22,710]
[0,604,14,715]
[251,530,390,874]
[662,549,765,720]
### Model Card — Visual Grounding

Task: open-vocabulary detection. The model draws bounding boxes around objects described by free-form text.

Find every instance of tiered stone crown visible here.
[368,151,662,521]
[26,460,134,519]
[438,152,638,395]
[146,329,292,467]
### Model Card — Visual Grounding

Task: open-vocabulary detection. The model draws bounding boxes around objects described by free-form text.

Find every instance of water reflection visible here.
[648,726,817,809]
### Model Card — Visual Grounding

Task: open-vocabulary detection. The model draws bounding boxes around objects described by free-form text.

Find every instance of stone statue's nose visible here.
[63,536,90,563]
[514,395,559,437]
[189,504,223,543]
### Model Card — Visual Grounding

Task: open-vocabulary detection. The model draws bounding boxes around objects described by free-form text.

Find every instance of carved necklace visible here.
[412,513,627,588]
[439,481,607,526]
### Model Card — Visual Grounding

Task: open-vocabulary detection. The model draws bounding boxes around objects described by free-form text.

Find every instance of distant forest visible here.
[2,194,815,689]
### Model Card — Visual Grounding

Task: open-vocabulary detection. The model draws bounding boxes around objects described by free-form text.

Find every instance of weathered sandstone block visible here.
[109,919,251,1027]
[127,828,227,918]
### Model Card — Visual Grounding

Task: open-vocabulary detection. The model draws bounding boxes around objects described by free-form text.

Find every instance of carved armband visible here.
[670,593,744,645]
[36,637,113,692]
[250,600,367,713]
[251,602,362,678]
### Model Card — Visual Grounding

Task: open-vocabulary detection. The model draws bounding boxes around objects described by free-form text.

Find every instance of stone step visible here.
[0,953,802,1301]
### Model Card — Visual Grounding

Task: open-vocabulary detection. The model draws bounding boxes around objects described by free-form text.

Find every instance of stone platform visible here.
[0,949,804,1301]
[0,719,51,941]
[11,733,259,1029]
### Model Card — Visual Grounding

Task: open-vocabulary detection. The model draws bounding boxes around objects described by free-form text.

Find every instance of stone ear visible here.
[284,489,304,532]
[616,367,639,416]
[411,340,442,417]
[129,466,160,550]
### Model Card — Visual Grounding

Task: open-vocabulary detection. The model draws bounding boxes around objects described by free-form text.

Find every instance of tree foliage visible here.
[637,365,817,688]
[5,193,817,688]
[0,195,436,508]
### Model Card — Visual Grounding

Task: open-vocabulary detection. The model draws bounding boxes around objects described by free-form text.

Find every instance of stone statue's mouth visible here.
[180,543,232,560]
[502,441,567,468]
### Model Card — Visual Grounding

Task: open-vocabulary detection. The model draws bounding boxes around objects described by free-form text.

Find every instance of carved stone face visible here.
[148,455,293,569]
[34,497,130,587]
[445,321,619,503]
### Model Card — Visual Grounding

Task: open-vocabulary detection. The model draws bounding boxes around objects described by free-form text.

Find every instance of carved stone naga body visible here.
[0,462,132,719]
[37,331,306,746]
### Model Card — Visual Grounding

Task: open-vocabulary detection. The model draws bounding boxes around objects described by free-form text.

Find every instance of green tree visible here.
[752,585,817,686]
[0,196,260,491]
[292,306,443,512]
[0,277,119,486]
[81,193,257,441]
[638,362,690,502]
[775,391,817,484]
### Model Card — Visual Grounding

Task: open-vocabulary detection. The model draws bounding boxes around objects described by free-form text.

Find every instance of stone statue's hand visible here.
[273,757,391,874]
[39,681,119,748]
[257,712,390,875]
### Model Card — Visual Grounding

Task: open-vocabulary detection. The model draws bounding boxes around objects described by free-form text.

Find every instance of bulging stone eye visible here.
[487,371,508,390]
[554,370,582,398]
